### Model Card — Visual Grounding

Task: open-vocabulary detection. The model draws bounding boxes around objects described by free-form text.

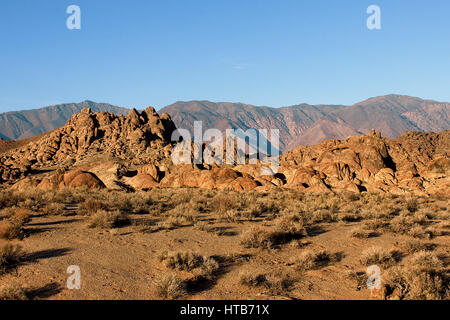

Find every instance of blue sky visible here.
[1,0,450,112]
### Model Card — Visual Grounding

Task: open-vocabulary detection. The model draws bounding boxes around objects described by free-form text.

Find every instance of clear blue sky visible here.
[1,0,450,112]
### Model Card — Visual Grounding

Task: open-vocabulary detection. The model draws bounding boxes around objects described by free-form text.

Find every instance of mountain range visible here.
[0,94,449,151]
[0,101,129,141]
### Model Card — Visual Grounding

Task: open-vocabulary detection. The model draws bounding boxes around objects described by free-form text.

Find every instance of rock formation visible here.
[1,108,448,195]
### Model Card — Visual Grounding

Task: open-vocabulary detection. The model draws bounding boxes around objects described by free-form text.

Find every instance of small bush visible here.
[153,274,186,299]
[402,240,435,254]
[80,199,103,215]
[42,202,65,216]
[409,251,443,271]
[350,227,375,239]
[406,198,419,213]
[293,249,336,271]
[383,266,447,300]
[158,251,219,278]
[239,271,293,295]
[0,218,25,240]
[240,222,306,249]
[0,243,25,275]
[359,246,399,267]
[88,210,130,229]
[13,208,32,224]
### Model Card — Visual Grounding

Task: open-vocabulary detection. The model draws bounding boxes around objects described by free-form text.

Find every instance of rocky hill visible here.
[0,107,177,187]
[0,107,448,196]
[0,101,129,141]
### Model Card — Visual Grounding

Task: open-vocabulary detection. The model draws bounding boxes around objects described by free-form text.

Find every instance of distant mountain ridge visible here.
[160,95,450,151]
[1,95,449,151]
[0,101,129,140]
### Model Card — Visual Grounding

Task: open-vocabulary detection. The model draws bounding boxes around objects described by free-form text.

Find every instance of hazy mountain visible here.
[161,95,450,151]
[160,101,345,151]
[0,101,129,140]
[1,95,449,152]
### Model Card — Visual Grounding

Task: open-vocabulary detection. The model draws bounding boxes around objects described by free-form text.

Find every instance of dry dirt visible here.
[1,189,448,300]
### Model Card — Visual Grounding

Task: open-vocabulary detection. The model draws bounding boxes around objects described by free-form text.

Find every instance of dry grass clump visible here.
[239,271,293,295]
[211,193,239,214]
[362,218,386,231]
[153,274,186,299]
[79,199,104,215]
[350,227,376,239]
[157,216,186,230]
[0,242,25,275]
[0,284,28,300]
[338,212,361,223]
[408,251,444,271]
[383,264,448,300]
[13,208,32,224]
[405,198,419,213]
[359,246,400,267]
[240,220,306,249]
[158,251,219,277]
[0,218,25,240]
[165,203,198,224]
[401,240,436,254]
[159,251,205,271]
[42,202,65,216]
[88,210,130,229]
[293,249,337,271]
[311,209,337,223]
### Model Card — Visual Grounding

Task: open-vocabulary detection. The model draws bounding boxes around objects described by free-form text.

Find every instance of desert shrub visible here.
[0,243,25,275]
[88,210,130,229]
[362,218,386,231]
[157,216,185,230]
[0,191,21,210]
[402,240,435,254]
[383,266,447,300]
[408,225,428,239]
[312,209,337,223]
[359,246,399,267]
[406,198,419,213]
[0,284,28,300]
[239,271,293,295]
[339,212,360,223]
[153,274,186,299]
[0,218,25,240]
[221,210,241,223]
[241,203,264,220]
[42,202,65,216]
[158,251,220,280]
[240,220,306,249]
[390,215,416,234]
[13,208,32,224]
[293,249,337,271]
[165,203,198,223]
[159,251,204,271]
[211,193,239,214]
[193,221,210,231]
[80,199,104,215]
[409,251,444,271]
[350,227,375,239]
[240,272,268,287]
[345,192,360,202]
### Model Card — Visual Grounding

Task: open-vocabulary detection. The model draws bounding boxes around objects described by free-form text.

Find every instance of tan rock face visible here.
[0,107,176,173]
[280,129,450,194]
[1,107,448,195]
